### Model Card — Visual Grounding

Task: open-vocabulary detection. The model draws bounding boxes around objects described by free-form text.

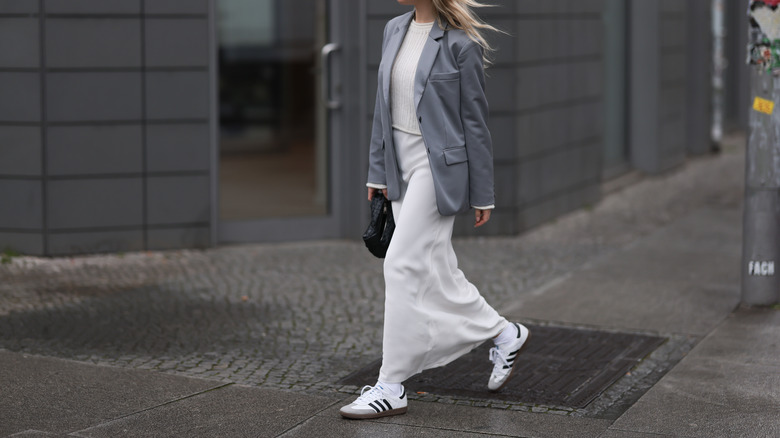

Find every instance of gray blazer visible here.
[366,11,495,216]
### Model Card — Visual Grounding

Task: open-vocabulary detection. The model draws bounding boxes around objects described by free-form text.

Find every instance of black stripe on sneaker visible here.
[368,402,382,413]
[382,399,393,410]
[400,388,406,399]
[514,323,522,338]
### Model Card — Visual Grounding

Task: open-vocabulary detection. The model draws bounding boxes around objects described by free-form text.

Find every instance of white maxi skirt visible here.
[378,128,508,384]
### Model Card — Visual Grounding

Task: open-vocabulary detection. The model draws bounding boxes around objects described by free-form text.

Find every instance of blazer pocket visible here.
[430,71,460,81]
[443,146,468,165]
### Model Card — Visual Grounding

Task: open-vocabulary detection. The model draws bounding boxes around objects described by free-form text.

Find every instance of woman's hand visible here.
[368,187,388,201]
[474,209,491,228]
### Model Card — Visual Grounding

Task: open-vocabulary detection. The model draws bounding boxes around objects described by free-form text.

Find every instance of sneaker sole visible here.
[489,329,531,393]
[340,406,408,420]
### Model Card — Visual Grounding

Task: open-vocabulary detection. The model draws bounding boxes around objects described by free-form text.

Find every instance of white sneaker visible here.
[488,322,530,392]
[339,384,408,419]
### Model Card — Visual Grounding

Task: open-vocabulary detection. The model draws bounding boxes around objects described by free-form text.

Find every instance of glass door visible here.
[215,0,339,242]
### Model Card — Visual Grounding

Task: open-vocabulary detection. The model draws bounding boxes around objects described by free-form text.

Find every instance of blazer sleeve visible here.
[458,42,496,209]
[366,22,391,187]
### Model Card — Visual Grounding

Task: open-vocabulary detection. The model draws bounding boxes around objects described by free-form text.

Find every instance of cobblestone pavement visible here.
[0,137,745,417]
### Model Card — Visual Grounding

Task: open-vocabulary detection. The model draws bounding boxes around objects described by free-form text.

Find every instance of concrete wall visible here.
[0,0,213,256]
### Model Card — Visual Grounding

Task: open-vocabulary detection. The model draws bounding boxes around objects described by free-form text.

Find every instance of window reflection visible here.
[217,0,327,220]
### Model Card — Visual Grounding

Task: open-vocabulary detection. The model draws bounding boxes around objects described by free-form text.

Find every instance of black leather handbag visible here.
[362,192,395,258]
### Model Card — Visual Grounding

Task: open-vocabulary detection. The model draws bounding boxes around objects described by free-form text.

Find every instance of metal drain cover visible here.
[339,324,666,408]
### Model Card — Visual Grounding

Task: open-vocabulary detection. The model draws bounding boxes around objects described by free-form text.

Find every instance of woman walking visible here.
[340,0,530,419]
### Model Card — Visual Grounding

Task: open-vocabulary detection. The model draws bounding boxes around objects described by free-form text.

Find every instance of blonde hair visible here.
[431,0,500,65]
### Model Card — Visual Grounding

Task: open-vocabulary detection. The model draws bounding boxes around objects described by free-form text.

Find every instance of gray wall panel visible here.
[145,71,209,120]
[488,114,516,163]
[147,226,209,250]
[48,230,144,256]
[0,232,44,254]
[366,1,409,15]
[0,180,42,229]
[0,18,39,68]
[146,124,210,172]
[47,72,142,122]
[145,18,209,67]
[146,175,210,225]
[45,18,141,68]
[47,178,143,229]
[44,0,140,14]
[484,67,515,112]
[0,126,42,176]
[47,125,143,175]
[144,0,208,14]
[0,1,39,13]
[0,73,41,122]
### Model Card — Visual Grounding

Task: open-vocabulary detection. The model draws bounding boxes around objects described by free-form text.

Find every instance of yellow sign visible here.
[754,96,775,115]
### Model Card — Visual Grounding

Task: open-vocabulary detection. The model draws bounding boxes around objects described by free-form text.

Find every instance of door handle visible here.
[321,43,341,110]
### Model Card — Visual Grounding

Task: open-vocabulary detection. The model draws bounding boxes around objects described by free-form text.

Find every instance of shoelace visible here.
[355,385,384,404]
[489,346,509,369]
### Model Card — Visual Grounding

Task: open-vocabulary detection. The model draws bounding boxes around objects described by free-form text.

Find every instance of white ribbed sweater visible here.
[390,19,433,135]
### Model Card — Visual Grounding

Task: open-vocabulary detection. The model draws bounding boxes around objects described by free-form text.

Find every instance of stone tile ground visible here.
[0,136,745,418]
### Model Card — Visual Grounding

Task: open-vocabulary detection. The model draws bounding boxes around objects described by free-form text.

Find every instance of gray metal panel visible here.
[485,19,516,66]
[145,18,209,67]
[366,1,408,15]
[686,0,713,155]
[660,16,686,48]
[44,0,140,14]
[146,123,210,172]
[485,67,515,112]
[661,52,686,83]
[629,0,661,173]
[0,1,39,13]
[45,18,141,68]
[144,0,208,14]
[0,18,39,68]
[147,226,209,250]
[47,178,143,229]
[0,179,43,229]
[146,175,210,225]
[0,126,42,176]
[145,71,209,120]
[366,18,385,66]
[519,183,600,230]
[568,19,604,58]
[488,114,516,163]
[48,230,144,256]
[0,73,41,122]
[660,0,685,13]
[46,125,143,175]
[47,72,142,122]
[660,87,685,120]
[0,232,44,255]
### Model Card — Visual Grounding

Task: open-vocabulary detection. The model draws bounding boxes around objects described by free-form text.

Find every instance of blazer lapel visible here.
[381,11,413,108]
[414,19,446,111]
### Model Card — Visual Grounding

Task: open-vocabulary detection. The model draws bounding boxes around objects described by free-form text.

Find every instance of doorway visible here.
[215,0,339,242]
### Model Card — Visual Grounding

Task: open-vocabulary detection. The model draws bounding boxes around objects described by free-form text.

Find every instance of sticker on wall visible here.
[748,260,775,276]
[753,96,775,114]
[748,1,780,74]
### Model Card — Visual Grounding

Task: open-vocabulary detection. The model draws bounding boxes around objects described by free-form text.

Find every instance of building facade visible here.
[0,0,746,256]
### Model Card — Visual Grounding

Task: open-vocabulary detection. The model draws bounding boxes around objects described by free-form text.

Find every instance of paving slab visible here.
[7,432,71,437]
[598,430,676,438]
[281,415,524,438]
[505,209,741,335]
[684,308,780,366]
[0,350,223,437]
[318,395,611,438]
[610,309,780,438]
[73,384,340,438]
